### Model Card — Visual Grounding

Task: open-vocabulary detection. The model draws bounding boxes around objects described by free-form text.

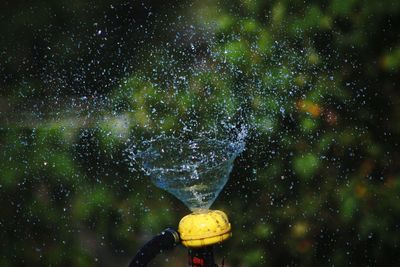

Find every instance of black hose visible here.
[128,228,180,267]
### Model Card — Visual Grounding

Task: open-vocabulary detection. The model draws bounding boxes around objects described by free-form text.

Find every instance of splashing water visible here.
[136,132,245,211]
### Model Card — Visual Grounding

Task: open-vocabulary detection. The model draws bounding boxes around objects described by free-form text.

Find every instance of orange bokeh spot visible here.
[297,100,321,118]
[355,184,367,199]
[296,239,312,253]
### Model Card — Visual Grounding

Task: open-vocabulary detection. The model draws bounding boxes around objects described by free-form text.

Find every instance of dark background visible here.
[0,0,399,266]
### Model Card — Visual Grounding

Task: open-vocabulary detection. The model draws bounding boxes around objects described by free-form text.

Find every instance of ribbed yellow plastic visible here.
[178,210,232,248]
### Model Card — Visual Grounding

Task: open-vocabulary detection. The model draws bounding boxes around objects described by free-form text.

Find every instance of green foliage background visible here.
[1,0,399,266]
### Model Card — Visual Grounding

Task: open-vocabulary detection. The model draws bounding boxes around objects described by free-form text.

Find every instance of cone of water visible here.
[137,134,245,212]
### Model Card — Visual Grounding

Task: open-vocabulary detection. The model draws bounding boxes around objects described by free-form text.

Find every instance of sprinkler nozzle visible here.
[178,210,232,248]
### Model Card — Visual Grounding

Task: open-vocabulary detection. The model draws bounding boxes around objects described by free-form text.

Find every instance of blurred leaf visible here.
[294,153,320,180]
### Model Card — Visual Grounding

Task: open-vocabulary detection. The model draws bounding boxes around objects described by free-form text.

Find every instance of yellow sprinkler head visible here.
[178,210,232,248]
